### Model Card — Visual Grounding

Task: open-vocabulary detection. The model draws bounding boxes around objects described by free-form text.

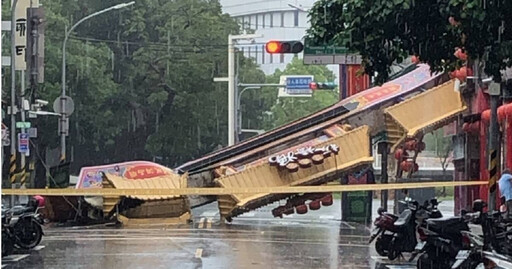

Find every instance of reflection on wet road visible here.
[3,199,450,268]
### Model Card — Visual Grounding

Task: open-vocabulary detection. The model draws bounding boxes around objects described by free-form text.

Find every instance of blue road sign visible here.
[18,133,29,154]
[285,76,314,95]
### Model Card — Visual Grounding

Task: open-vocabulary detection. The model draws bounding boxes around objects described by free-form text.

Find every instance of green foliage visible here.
[2,0,269,170]
[262,57,338,129]
[307,0,512,83]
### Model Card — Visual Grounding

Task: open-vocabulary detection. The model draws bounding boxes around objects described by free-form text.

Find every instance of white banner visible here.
[13,0,39,70]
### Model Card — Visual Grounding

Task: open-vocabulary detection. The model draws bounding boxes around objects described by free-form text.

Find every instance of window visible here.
[255,15,259,29]
[294,10,299,27]
[262,14,265,28]
[248,46,251,58]
[248,16,251,28]
[281,12,285,27]
[261,45,265,64]
[280,53,284,63]
[269,53,273,63]
[270,13,274,27]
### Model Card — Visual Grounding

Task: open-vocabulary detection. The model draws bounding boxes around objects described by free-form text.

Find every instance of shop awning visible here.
[102,173,187,201]
[384,79,467,150]
[215,126,373,218]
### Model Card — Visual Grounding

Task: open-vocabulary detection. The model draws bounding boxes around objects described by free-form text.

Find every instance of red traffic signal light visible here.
[309,82,337,90]
[265,41,304,54]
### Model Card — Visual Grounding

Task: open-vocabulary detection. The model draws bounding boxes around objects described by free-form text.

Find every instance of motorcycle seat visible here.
[427,216,462,226]
[383,212,398,219]
[426,216,467,233]
[8,205,32,215]
[394,209,412,227]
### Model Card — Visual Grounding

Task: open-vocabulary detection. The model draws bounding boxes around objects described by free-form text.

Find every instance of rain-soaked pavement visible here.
[2,199,454,269]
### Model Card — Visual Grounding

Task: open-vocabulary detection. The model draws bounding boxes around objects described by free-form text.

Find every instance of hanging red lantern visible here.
[401,160,413,171]
[454,48,467,61]
[296,204,308,214]
[321,194,333,206]
[404,140,417,151]
[411,55,420,64]
[394,148,408,160]
[309,200,321,210]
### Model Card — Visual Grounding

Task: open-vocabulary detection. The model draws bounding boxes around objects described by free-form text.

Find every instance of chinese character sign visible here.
[76,161,174,189]
[14,0,39,70]
[268,144,339,172]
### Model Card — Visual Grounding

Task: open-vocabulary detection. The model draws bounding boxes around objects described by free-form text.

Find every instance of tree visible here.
[1,0,267,173]
[307,0,512,84]
[262,57,338,129]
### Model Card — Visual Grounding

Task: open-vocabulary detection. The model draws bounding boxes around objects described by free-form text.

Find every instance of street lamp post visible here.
[227,34,262,146]
[59,1,135,162]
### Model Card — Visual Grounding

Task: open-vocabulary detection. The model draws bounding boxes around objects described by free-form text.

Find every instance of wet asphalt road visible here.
[2,199,452,269]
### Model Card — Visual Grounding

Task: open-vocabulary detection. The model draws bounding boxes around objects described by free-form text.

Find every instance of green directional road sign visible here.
[16,121,31,129]
[303,38,361,65]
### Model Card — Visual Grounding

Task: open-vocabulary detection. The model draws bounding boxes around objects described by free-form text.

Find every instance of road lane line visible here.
[206,218,212,229]
[2,254,30,262]
[198,217,205,229]
[195,248,203,258]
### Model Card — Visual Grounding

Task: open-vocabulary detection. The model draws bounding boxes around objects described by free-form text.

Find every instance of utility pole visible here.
[226,34,262,146]
[488,82,501,212]
[9,0,19,196]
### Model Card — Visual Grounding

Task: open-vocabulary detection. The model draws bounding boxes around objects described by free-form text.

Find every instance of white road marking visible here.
[32,245,45,251]
[206,218,212,229]
[283,214,294,218]
[2,254,30,262]
[319,215,335,219]
[198,217,205,229]
[194,248,203,258]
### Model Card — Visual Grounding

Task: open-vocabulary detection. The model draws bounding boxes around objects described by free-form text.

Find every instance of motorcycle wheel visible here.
[375,236,390,256]
[2,230,14,257]
[387,237,400,260]
[14,220,43,249]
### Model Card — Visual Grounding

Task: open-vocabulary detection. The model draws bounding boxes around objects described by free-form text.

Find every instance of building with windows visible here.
[220,0,319,75]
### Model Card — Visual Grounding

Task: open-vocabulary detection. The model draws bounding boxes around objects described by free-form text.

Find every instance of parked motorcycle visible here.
[2,196,45,256]
[452,231,512,269]
[2,207,14,257]
[370,198,442,260]
[416,213,471,269]
[452,200,512,268]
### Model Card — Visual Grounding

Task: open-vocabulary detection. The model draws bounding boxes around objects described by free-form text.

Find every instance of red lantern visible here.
[411,55,420,64]
[296,204,308,214]
[321,194,333,206]
[394,148,408,160]
[405,140,417,151]
[400,160,413,171]
[309,200,321,210]
[454,48,467,61]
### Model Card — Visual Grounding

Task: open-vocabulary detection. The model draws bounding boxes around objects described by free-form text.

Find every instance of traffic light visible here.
[309,82,337,90]
[265,40,304,54]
